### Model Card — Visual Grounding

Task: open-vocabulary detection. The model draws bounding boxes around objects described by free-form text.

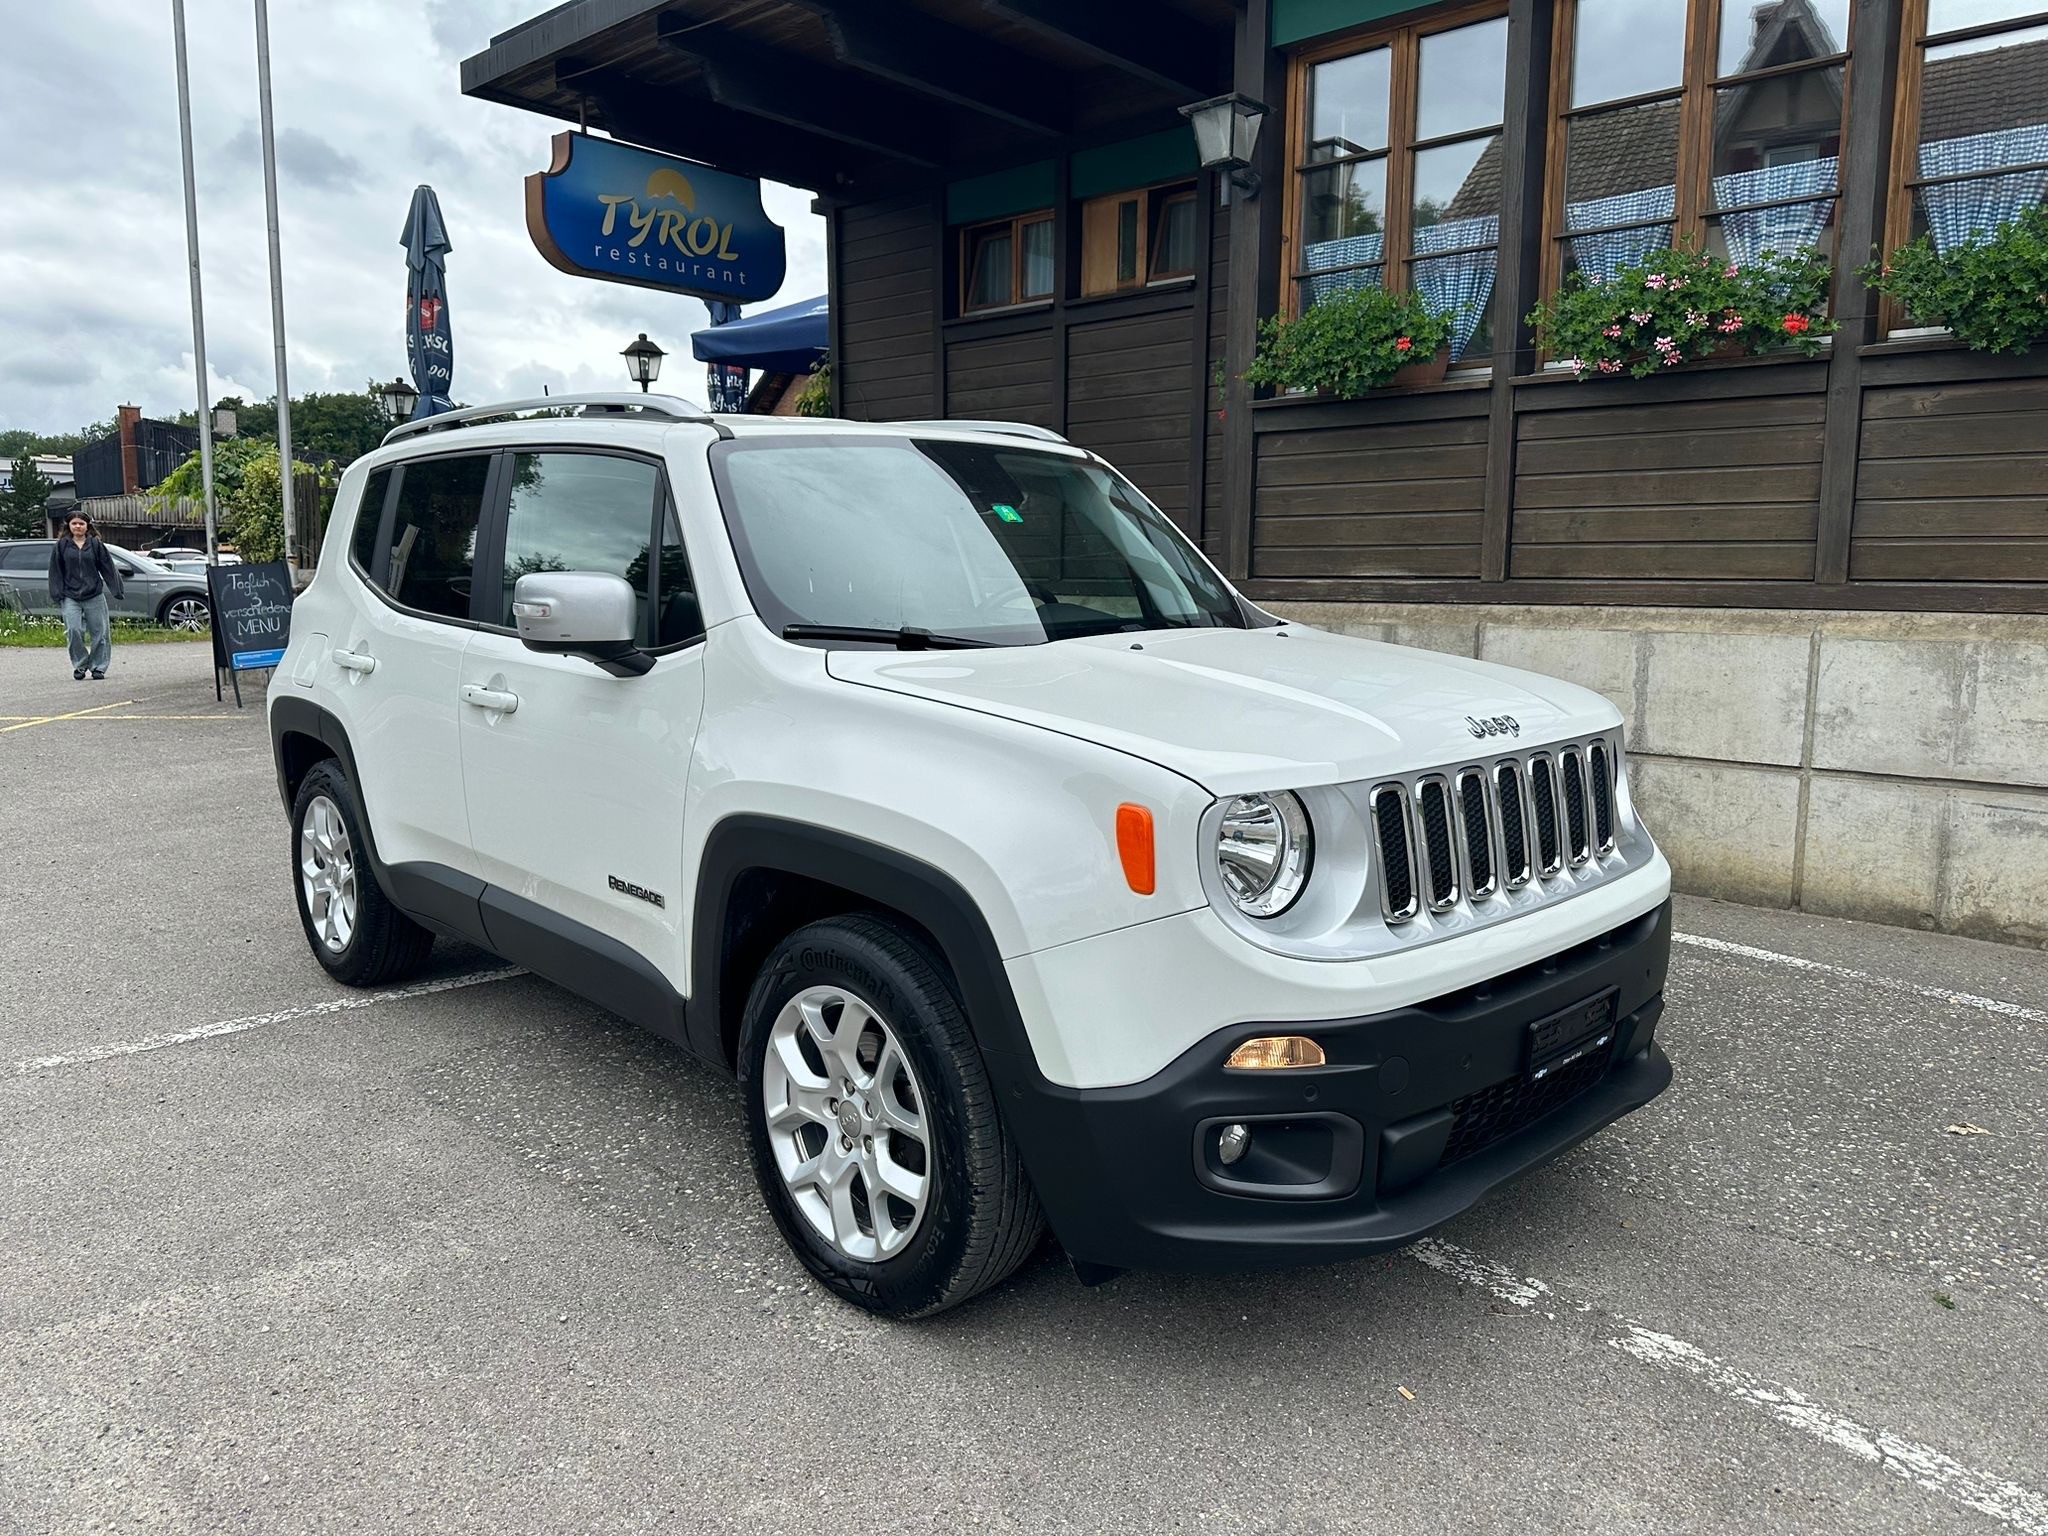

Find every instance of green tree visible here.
[2,455,56,537]
[0,419,114,460]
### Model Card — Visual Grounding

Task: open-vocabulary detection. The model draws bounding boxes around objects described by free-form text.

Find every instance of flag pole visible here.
[170,0,219,565]
[253,0,297,579]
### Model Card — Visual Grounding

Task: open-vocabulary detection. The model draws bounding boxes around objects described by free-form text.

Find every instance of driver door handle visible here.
[333,649,377,675]
[461,683,520,714]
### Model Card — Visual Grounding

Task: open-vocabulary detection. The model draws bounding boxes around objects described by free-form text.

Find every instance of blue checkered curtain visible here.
[1918,125,2048,252]
[1564,187,1676,282]
[1301,232,1385,303]
[1712,159,1839,263]
[1410,215,1500,362]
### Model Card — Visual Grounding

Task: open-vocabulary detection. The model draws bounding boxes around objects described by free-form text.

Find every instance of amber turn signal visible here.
[1116,803,1156,895]
[1225,1035,1327,1070]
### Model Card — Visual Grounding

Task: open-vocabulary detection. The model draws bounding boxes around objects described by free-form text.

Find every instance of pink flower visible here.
[1566,357,1587,374]
[1630,310,1653,325]
[1603,324,1623,339]
[1654,335,1676,352]
[1717,315,1743,334]
[1668,276,1686,290]
[1724,265,1740,278]
[1395,336,1413,353]
[1662,352,1681,366]
[1597,359,1622,374]
[1685,309,1707,328]
[1645,274,1667,290]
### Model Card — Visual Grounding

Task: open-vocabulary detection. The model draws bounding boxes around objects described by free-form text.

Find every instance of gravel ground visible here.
[2,643,2044,1535]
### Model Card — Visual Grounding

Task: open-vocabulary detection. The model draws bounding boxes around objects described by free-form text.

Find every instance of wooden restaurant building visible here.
[463,0,2048,945]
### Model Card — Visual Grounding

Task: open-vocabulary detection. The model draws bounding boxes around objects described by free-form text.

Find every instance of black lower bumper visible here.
[991,900,1674,1273]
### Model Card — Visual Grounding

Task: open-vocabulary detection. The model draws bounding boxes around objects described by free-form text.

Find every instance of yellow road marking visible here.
[61,714,237,722]
[0,700,139,733]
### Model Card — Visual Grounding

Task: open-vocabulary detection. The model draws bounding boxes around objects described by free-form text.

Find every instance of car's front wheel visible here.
[738,915,1044,1317]
[291,760,433,987]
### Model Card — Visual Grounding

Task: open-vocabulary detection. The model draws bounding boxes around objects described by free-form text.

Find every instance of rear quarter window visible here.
[350,468,392,576]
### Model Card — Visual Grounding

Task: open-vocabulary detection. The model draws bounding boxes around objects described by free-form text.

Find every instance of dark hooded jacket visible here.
[48,535,124,604]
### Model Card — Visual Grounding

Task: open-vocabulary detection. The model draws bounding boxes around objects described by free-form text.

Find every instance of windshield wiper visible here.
[781,623,997,650]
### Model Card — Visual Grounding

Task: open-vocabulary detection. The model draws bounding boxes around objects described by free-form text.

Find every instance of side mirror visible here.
[511,571,652,677]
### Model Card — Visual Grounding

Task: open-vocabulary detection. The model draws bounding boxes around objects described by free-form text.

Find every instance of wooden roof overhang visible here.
[461,0,1240,198]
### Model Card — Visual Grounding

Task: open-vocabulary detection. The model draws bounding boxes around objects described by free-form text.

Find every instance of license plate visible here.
[1526,989,1618,1083]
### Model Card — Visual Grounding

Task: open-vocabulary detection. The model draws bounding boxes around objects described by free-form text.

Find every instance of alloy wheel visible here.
[762,984,933,1262]
[298,794,358,953]
[165,597,210,632]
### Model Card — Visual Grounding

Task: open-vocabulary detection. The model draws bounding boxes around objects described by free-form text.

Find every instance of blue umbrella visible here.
[691,294,828,375]
[401,185,454,419]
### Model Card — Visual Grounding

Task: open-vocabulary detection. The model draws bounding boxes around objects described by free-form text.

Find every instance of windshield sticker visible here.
[991,503,1023,524]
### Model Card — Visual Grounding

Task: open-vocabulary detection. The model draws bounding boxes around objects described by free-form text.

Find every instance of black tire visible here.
[290,759,434,987]
[737,914,1044,1318]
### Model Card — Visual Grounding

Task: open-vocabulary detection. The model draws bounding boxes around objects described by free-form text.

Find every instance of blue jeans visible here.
[62,594,111,675]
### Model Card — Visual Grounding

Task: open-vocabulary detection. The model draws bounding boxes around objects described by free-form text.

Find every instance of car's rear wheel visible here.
[160,595,210,631]
[291,760,433,987]
[738,914,1044,1318]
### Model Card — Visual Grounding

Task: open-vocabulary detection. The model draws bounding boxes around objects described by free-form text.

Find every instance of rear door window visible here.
[382,454,492,621]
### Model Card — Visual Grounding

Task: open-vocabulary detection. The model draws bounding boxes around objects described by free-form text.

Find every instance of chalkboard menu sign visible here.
[207,561,294,672]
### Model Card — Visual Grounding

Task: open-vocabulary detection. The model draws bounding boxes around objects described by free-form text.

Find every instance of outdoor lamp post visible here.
[622,332,666,393]
[1179,92,1269,198]
[379,376,420,423]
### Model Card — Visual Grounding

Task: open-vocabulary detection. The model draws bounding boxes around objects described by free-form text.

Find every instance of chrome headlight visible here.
[1215,791,1313,918]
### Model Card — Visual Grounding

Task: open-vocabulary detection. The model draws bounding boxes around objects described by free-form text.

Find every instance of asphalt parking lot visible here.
[3,642,2045,1536]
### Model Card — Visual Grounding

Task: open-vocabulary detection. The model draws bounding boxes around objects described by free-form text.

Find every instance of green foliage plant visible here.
[794,360,833,417]
[2,454,56,537]
[1245,285,1456,400]
[1527,240,1834,380]
[1859,205,2048,355]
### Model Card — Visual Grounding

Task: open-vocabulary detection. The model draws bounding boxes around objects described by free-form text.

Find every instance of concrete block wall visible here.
[1275,602,2048,950]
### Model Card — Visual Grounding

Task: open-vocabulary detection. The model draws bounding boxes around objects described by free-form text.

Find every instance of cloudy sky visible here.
[0,0,827,435]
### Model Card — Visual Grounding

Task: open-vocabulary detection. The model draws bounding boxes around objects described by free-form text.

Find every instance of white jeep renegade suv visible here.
[269,393,1674,1317]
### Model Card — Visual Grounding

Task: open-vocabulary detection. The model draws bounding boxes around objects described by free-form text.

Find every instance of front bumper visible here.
[989,900,1673,1273]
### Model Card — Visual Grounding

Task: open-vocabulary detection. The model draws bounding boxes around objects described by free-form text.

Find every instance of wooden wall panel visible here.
[1064,306,1198,527]
[1509,389,1825,581]
[833,197,937,423]
[1251,406,1488,579]
[946,332,1057,427]
[1852,376,2048,582]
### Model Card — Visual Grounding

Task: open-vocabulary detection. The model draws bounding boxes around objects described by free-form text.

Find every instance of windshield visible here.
[711,436,1250,646]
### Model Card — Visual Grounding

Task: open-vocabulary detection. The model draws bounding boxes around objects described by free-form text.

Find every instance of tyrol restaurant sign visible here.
[525,133,786,302]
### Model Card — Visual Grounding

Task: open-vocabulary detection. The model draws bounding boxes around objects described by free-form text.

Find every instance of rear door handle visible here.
[460,683,520,714]
[333,649,377,675]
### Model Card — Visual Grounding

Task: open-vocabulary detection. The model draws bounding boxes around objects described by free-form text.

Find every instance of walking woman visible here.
[47,511,124,680]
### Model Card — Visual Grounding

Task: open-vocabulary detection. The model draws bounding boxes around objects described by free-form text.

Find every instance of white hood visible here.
[825,624,1622,795]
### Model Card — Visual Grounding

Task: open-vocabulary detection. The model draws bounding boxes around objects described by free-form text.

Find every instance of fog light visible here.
[1226,1035,1326,1070]
[1217,1123,1252,1165]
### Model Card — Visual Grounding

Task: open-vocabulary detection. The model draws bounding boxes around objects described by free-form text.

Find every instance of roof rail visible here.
[381,392,713,446]
[889,419,1070,444]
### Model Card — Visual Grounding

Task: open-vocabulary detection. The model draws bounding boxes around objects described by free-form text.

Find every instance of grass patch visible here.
[0,612,210,648]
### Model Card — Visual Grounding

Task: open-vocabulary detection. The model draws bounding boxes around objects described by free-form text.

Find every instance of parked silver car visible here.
[0,539,213,630]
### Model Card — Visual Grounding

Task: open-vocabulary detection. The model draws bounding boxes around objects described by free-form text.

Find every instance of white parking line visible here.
[1674,931,2048,1028]
[11,968,526,1077]
[1409,1238,2048,1535]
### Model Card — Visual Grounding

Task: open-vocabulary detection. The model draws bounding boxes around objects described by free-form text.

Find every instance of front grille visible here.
[1371,783,1418,921]
[1560,748,1591,866]
[1589,741,1616,853]
[1372,733,1630,928]
[1457,769,1496,898]
[1495,763,1531,887]
[1416,776,1458,910]
[1530,755,1563,875]
[1438,1038,1619,1167]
